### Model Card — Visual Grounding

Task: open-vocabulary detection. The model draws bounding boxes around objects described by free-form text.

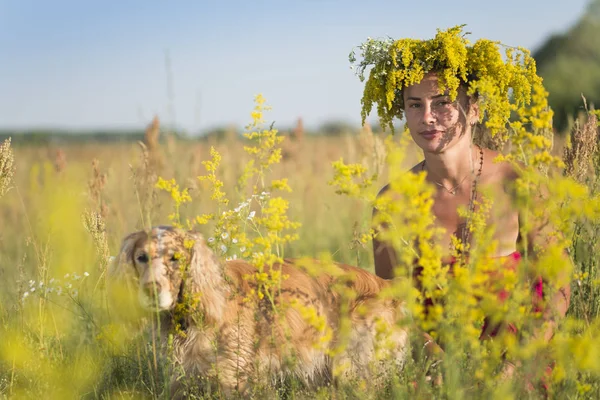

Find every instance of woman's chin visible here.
[413,134,463,154]
[415,139,448,154]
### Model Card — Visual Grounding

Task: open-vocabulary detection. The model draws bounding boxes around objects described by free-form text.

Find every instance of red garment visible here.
[413,251,545,338]
[476,251,543,339]
[415,251,552,394]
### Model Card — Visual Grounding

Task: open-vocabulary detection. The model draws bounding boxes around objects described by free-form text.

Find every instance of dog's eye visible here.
[136,253,149,263]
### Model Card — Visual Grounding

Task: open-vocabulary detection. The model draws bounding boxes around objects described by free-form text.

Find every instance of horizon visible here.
[1,0,591,135]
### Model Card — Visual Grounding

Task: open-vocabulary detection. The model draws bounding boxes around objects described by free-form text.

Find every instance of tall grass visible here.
[0,100,599,399]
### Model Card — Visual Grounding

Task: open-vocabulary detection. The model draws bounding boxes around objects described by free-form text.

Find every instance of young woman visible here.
[351,27,573,389]
[371,71,571,382]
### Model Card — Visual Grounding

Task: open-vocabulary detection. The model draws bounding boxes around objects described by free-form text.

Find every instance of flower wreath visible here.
[349,25,553,145]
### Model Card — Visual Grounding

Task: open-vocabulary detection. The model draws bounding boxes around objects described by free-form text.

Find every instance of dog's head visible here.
[114,226,216,311]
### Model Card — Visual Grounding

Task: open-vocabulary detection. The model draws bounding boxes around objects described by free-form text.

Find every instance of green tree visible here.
[534,0,600,132]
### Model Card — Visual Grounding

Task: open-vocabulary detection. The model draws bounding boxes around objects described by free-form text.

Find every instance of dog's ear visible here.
[186,231,223,283]
[186,231,226,320]
[109,230,147,278]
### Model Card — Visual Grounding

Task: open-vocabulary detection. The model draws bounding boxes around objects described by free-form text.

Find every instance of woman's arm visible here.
[523,220,572,342]
[372,229,397,280]
[372,184,398,280]
[517,181,572,342]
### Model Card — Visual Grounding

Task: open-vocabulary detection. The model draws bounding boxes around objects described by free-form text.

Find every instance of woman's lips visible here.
[420,130,444,140]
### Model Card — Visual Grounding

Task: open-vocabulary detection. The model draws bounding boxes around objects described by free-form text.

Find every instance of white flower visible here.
[232,238,238,244]
[71,289,78,297]
[208,237,215,243]
[220,245,227,253]
[240,246,246,253]
[66,283,72,289]
[64,273,70,279]
[38,281,43,287]
[23,291,29,298]
[83,272,89,277]
[247,211,256,220]
[29,280,34,287]
[221,232,229,240]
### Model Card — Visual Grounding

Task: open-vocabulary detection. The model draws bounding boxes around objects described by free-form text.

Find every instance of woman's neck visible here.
[423,141,477,186]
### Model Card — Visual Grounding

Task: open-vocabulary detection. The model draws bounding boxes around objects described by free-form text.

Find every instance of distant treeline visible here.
[0,130,149,145]
[0,121,373,145]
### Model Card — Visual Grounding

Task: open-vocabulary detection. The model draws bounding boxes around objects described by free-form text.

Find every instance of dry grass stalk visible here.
[359,123,387,176]
[54,148,67,173]
[292,117,304,141]
[144,115,164,171]
[144,115,160,151]
[563,103,599,183]
[130,141,159,229]
[0,137,15,198]
[88,158,108,219]
[83,159,110,271]
[82,210,110,272]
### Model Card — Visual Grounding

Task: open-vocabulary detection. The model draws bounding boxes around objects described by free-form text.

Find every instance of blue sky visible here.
[0,0,591,134]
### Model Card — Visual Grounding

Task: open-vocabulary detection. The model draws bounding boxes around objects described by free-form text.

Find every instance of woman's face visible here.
[403,73,478,154]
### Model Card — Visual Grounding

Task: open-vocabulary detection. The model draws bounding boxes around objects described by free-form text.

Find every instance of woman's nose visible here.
[422,104,435,125]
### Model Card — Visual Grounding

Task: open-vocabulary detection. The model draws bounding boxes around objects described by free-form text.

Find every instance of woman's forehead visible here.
[404,76,469,101]
[404,75,447,98]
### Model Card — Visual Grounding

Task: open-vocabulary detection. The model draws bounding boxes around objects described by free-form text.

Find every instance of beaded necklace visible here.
[422,145,484,253]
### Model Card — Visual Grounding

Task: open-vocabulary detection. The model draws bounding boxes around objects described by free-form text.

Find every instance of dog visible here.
[111,225,409,398]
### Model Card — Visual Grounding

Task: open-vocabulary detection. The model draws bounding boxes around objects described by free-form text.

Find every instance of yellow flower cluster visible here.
[329,158,377,198]
[155,177,192,227]
[240,94,285,189]
[198,147,229,207]
[351,25,553,141]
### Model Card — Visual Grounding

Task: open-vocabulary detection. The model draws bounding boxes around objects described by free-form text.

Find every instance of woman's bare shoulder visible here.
[376,160,424,198]
[482,148,520,181]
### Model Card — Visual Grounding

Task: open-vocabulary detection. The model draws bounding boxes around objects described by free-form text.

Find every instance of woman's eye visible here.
[436,100,453,107]
[136,254,149,263]
[408,103,420,109]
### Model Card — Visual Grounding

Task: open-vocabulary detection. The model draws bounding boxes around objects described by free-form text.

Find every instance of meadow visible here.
[0,97,599,399]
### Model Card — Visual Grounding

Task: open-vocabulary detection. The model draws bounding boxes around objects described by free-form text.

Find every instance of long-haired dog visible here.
[111,226,408,398]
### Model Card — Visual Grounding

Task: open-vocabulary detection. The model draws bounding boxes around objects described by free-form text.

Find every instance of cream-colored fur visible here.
[113,226,408,398]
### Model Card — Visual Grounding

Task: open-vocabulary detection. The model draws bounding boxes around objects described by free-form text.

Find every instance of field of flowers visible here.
[0,93,599,399]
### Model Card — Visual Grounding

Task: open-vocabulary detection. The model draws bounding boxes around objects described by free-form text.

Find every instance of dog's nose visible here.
[143,282,162,298]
